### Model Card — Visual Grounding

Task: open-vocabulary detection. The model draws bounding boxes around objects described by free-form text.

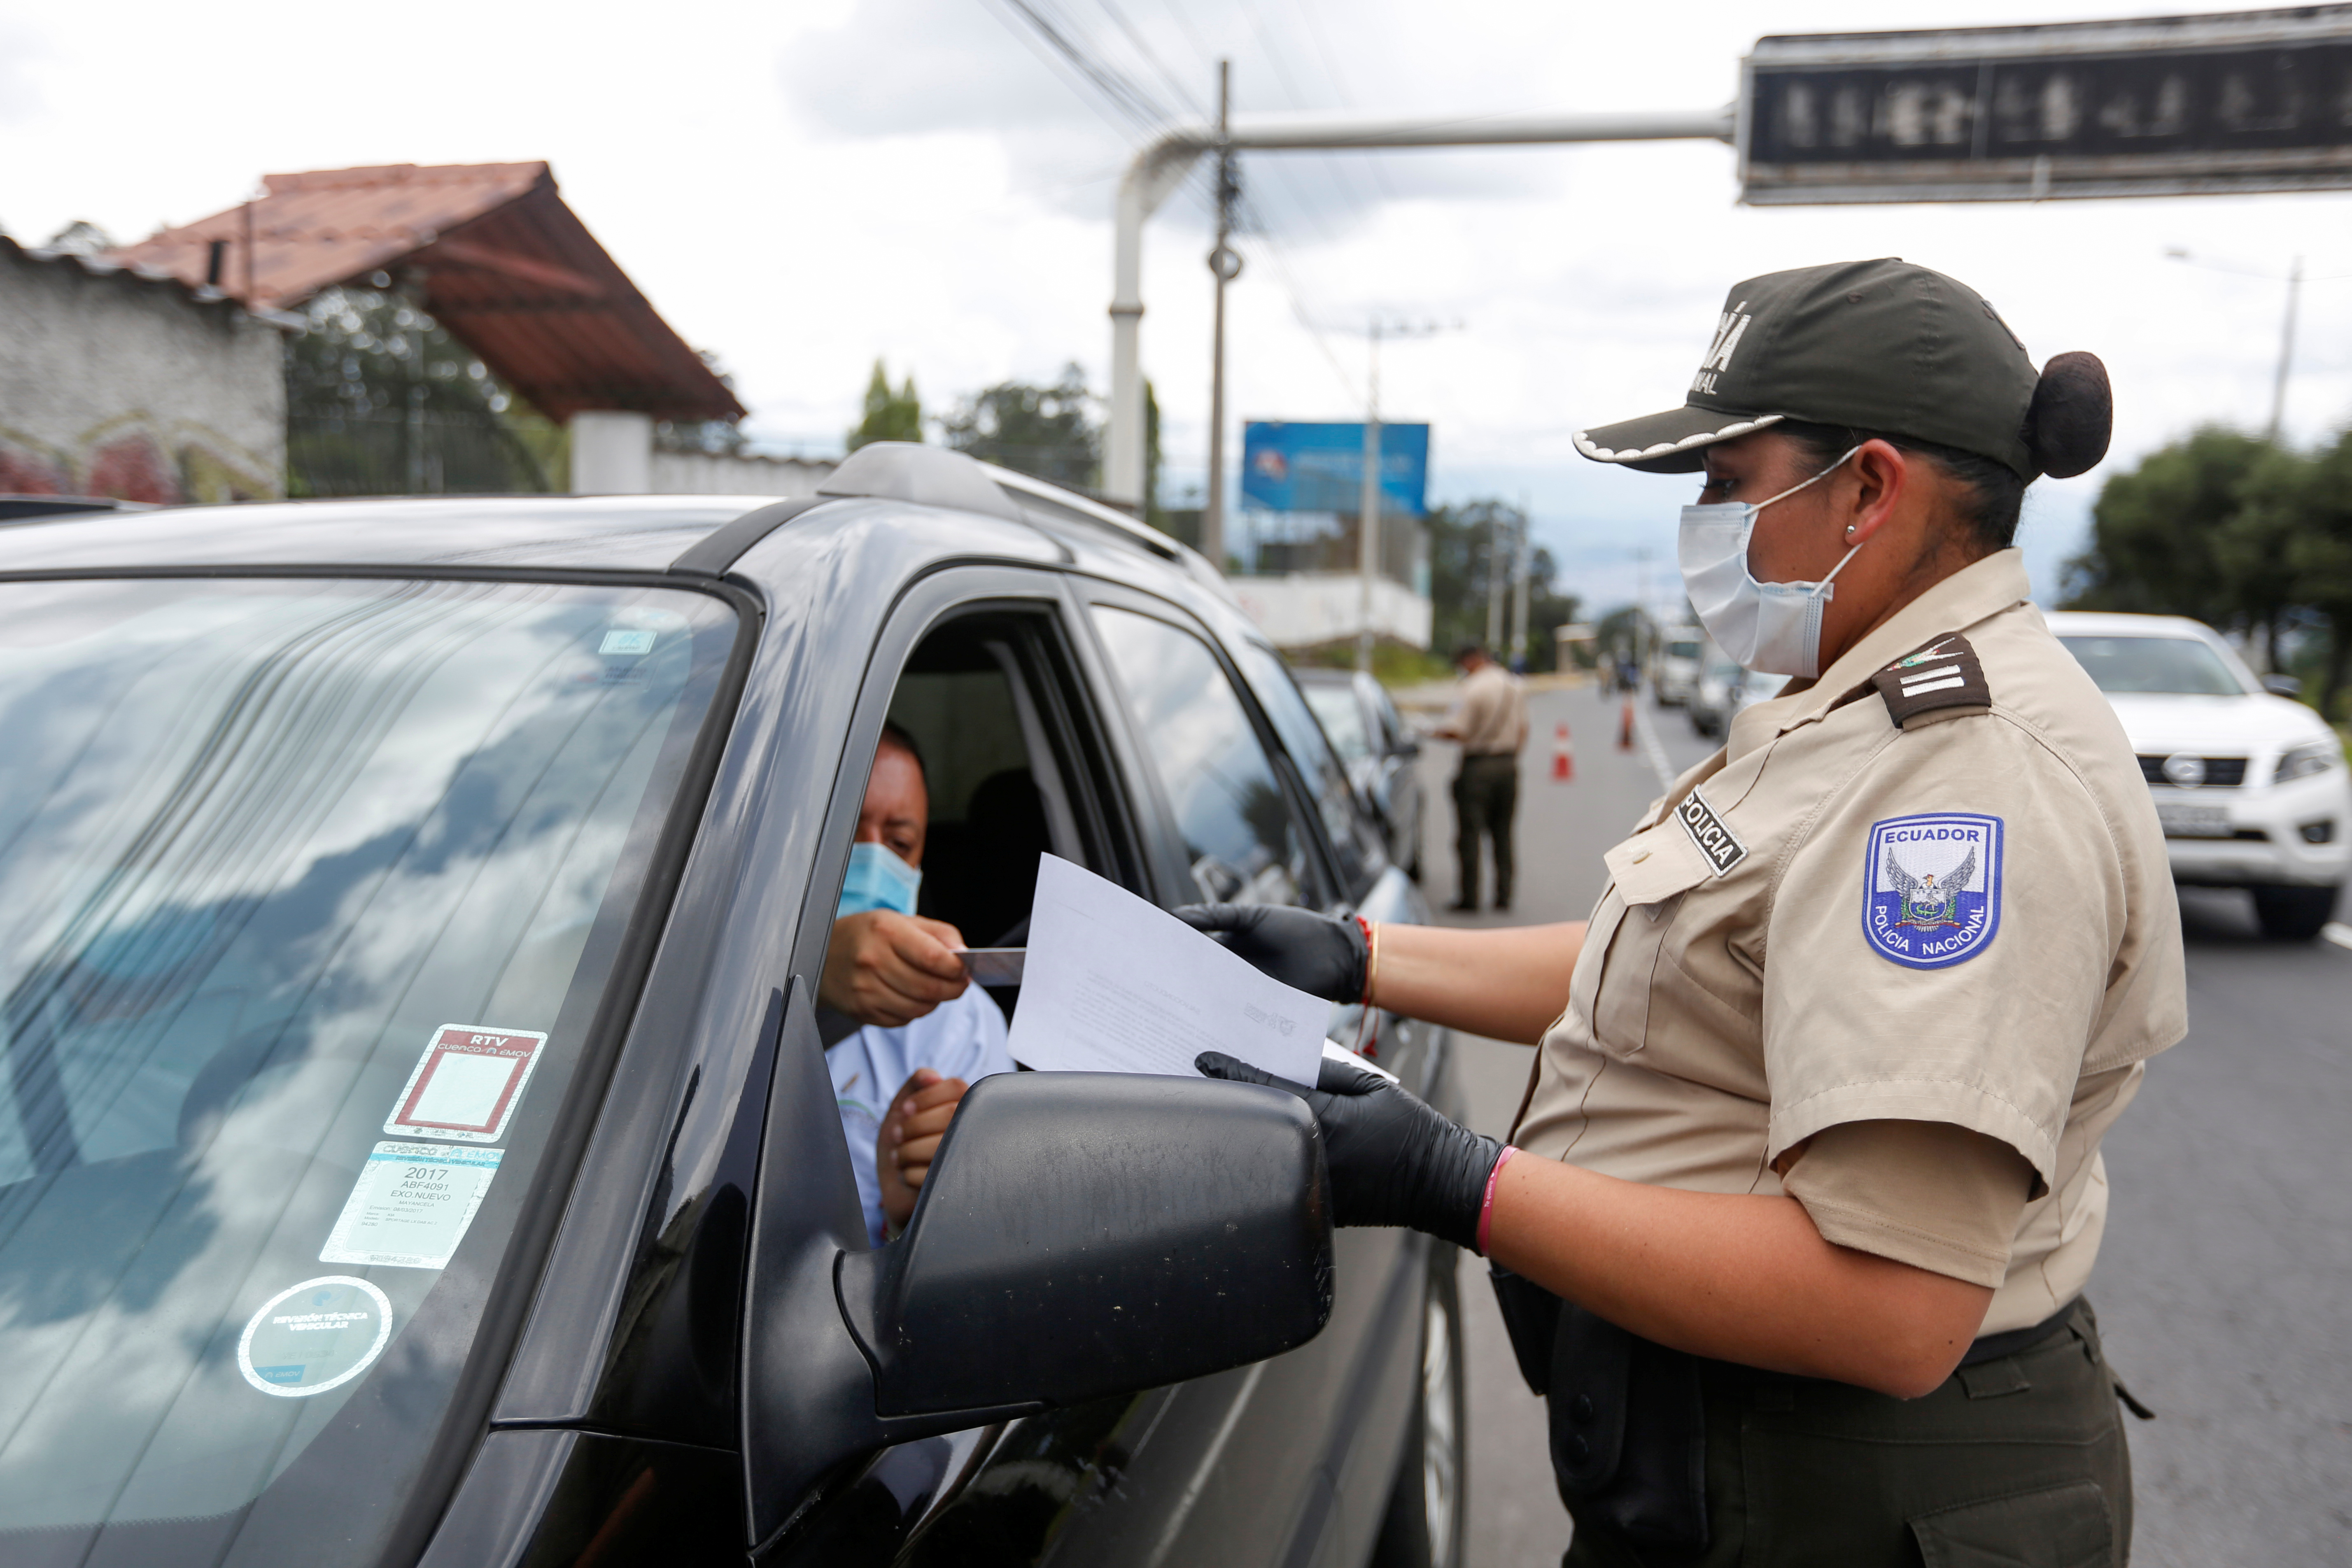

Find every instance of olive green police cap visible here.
[1575,258,2042,480]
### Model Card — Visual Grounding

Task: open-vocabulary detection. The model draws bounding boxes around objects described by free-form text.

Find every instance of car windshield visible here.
[0,576,737,1563]
[1301,682,1374,764]
[2059,634,2247,697]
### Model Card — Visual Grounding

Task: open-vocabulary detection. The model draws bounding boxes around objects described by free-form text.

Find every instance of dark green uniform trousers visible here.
[1452,752,1520,908]
[1564,1300,2134,1568]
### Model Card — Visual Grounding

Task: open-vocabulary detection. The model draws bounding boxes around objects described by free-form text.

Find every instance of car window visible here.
[1090,608,1312,906]
[0,575,736,1559]
[1301,682,1374,764]
[1667,640,1702,660]
[1233,645,1377,898]
[2058,635,2248,697]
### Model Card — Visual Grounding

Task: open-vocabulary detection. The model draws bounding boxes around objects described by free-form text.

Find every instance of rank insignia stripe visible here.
[1861,813,2004,969]
[1674,788,1748,876]
[1871,634,1990,727]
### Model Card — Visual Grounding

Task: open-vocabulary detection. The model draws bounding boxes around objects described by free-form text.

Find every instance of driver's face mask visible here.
[837,841,922,918]
[1677,445,1865,679]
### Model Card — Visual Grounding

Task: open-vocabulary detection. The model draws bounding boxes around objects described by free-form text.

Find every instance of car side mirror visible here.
[2263,673,2303,698]
[838,1072,1333,1416]
[741,989,1335,1549]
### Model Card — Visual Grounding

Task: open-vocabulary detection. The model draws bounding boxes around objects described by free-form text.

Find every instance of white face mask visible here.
[1677,445,1866,679]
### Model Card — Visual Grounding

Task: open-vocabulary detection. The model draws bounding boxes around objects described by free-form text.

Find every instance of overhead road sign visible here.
[1741,7,2352,205]
[1242,422,1430,517]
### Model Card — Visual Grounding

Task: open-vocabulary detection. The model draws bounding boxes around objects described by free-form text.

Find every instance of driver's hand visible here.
[821,911,969,1028]
[878,1068,968,1234]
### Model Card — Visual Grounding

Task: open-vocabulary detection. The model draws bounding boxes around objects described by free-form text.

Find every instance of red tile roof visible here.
[110,163,744,424]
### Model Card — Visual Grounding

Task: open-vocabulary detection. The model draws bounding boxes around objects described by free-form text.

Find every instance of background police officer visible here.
[1186,259,2176,1566]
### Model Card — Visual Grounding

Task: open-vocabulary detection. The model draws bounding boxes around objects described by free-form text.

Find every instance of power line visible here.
[1095,0,1205,120]
[981,0,1173,135]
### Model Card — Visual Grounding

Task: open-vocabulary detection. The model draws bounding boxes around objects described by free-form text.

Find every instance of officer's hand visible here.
[821,911,970,1029]
[1196,1050,1501,1253]
[1173,904,1368,1003]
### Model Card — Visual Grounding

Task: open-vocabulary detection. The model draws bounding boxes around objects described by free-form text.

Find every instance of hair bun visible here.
[2023,351,2111,479]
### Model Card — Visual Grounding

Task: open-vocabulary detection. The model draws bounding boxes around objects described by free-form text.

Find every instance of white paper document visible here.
[1007,855,1325,1086]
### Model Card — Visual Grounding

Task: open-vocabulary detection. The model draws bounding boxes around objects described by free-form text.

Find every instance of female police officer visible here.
[1188,259,2182,1565]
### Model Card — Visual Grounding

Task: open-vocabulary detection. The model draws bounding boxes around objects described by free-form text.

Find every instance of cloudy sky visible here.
[5,0,2347,613]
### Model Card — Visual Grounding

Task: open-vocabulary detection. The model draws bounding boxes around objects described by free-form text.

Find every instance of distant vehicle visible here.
[1653,629,1706,707]
[2049,610,2349,941]
[1297,666,1425,881]
[1688,660,1789,739]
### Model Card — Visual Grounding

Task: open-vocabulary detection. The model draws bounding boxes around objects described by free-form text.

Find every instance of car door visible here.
[1046,588,1428,1568]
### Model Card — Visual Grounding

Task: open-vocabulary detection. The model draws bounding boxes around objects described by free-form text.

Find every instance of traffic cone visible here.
[1552,721,1574,782]
[1618,695,1636,752]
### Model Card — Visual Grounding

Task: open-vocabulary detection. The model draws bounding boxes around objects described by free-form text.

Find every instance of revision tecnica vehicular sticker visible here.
[238,1276,394,1397]
[1862,813,2004,969]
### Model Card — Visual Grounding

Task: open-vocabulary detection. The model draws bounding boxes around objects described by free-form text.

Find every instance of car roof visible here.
[0,442,1242,613]
[0,494,774,575]
[2042,610,2219,639]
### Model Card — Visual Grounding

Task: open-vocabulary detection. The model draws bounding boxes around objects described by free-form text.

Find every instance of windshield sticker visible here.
[384,1025,546,1143]
[319,1142,504,1270]
[238,1276,395,1398]
[599,628,657,656]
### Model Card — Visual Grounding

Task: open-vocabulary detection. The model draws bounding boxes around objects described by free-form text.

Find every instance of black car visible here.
[0,444,1465,1568]
[1293,668,1424,882]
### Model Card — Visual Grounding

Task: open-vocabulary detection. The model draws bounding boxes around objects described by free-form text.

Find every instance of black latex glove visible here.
[1196,1050,1502,1253]
[1174,903,1368,1004]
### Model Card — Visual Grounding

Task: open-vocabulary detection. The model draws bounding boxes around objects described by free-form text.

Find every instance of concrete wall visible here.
[0,243,286,501]
[648,448,836,498]
[1227,571,1434,651]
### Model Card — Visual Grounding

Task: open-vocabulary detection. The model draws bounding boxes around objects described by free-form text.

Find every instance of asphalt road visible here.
[1410,678,2352,1567]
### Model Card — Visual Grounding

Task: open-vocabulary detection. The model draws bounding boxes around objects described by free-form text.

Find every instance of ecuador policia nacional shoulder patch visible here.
[1862,813,2003,968]
[1870,635,1990,727]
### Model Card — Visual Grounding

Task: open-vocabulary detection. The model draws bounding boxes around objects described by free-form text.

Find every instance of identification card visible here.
[319,1142,504,1270]
[384,1024,546,1144]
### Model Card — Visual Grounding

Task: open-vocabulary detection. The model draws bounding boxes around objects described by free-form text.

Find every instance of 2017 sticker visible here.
[320,1142,504,1270]
[238,1276,394,1398]
[383,1025,546,1144]
[1861,813,2004,969]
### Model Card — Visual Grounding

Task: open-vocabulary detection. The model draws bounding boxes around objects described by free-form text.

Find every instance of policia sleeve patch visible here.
[1871,635,1991,728]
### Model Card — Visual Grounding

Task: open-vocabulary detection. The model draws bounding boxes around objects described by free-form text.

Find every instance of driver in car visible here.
[821,722,1014,1243]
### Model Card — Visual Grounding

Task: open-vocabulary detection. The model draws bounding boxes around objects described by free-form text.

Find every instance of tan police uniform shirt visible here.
[1449,663,1530,757]
[1513,549,2186,1334]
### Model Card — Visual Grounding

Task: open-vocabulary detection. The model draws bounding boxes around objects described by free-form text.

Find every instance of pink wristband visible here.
[1476,1145,1519,1257]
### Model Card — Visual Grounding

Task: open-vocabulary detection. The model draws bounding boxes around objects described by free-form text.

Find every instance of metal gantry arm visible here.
[1102,106,1736,510]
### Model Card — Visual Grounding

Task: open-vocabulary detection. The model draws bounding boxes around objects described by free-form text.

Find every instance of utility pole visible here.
[1484,507,1504,650]
[1203,61,1241,568]
[1509,498,1532,669]
[2269,254,2302,443]
[1102,107,1734,509]
[1357,321,1383,674]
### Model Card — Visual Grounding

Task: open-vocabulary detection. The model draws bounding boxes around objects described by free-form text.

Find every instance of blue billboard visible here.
[1241,422,1430,516]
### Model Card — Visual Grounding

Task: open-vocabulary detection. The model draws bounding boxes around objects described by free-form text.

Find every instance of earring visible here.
[1844,525,1858,538]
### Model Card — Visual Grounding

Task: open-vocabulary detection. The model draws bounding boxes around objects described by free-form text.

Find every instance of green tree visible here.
[942,364,1098,490]
[1422,499,1580,669]
[848,359,924,450]
[2278,431,2352,720]
[2061,427,2271,625]
[284,286,557,496]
